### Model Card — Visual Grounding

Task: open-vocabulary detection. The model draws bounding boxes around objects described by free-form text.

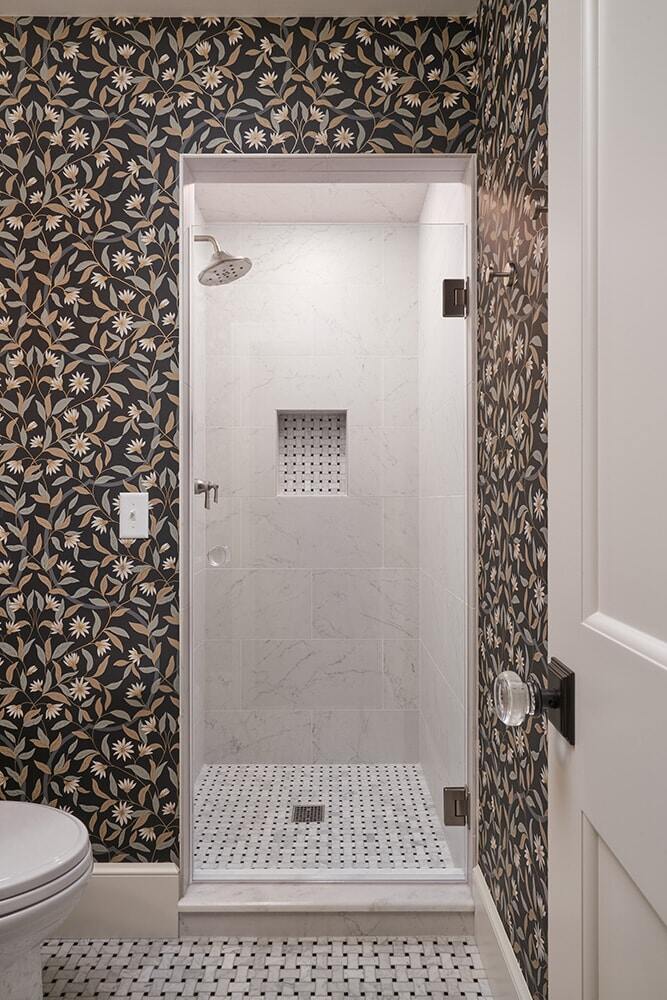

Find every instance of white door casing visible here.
[549,1,667,998]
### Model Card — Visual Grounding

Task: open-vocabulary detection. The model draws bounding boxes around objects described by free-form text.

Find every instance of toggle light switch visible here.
[119,492,149,539]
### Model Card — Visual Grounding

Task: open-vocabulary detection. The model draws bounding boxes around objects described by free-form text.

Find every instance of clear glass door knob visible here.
[493,670,537,727]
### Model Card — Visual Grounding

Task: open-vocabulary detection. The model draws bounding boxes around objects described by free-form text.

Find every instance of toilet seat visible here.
[0,802,92,917]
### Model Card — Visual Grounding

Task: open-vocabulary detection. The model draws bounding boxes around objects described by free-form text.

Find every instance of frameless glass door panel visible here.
[188,218,469,882]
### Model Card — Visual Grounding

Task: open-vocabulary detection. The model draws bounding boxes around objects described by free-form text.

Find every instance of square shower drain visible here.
[291,804,325,823]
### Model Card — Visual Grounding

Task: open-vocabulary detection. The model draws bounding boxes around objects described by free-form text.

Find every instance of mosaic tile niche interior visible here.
[190,183,470,877]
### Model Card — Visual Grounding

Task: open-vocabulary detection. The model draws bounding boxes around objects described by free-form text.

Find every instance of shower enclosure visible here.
[181,157,475,890]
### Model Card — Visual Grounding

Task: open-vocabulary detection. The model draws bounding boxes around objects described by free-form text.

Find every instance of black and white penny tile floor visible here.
[193,764,453,873]
[43,937,492,998]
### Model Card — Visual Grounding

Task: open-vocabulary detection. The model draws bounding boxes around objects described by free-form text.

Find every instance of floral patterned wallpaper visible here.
[0,16,478,863]
[476,1,548,998]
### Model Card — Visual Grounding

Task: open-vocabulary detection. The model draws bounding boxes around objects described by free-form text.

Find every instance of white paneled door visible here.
[549,1,667,997]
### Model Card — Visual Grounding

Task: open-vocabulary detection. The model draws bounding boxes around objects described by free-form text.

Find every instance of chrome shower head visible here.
[194,235,252,285]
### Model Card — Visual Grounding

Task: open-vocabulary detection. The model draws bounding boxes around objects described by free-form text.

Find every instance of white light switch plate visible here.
[119,492,149,538]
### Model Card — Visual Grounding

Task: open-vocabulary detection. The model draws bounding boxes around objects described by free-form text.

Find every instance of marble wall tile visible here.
[207,427,276,497]
[383,357,419,427]
[239,355,383,428]
[383,226,420,291]
[204,709,312,765]
[383,498,419,568]
[192,568,206,651]
[312,284,418,358]
[231,316,315,357]
[206,499,241,568]
[241,639,382,709]
[312,710,419,764]
[312,569,419,641]
[418,331,466,497]
[205,568,311,640]
[229,224,386,289]
[205,355,241,428]
[202,284,235,356]
[383,640,419,710]
[205,640,242,709]
[419,496,465,598]
[193,501,208,575]
[191,642,206,777]
[348,426,419,497]
[419,570,466,705]
[219,281,318,352]
[419,643,465,785]
[241,498,382,568]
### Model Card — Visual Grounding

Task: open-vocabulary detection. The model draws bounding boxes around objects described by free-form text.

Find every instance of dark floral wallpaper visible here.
[0,16,478,863]
[476,1,548,998]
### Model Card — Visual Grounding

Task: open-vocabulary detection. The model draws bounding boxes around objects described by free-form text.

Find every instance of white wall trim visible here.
[472,866,532,1000]
[59,863,179,939]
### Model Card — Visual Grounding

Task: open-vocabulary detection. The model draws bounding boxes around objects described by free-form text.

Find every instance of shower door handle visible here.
[194,479,219,510]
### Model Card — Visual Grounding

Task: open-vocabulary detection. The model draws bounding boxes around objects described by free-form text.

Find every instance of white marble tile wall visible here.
[200,222,420,765]
[417,185,468,868]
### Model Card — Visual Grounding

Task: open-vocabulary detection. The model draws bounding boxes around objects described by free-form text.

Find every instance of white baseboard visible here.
[59,863,179,938]
[472,866,532,1000]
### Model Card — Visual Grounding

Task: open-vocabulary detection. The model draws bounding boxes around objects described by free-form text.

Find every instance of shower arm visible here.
[194,234,222,254]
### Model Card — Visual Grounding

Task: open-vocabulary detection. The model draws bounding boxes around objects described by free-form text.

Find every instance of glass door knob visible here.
[493,661,576,745]
[493,671,538,726]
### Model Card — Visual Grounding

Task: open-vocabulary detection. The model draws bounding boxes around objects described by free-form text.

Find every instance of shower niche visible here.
[278,411,347,496]
[185,163,473,886]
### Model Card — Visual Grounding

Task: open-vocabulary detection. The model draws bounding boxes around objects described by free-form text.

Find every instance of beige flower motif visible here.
[69,190,89,213]
[69,372,89,394]
[69,434,90,457]
[113,556,134,581]
[201,66,222,90]
[69,616,90,638]
[333,126,354,150]
[68,127,89,149]
[112,67,133,91]
[112,800,134,825]
[112,250,134,272]
[112,738,134,762]
[112,312,134,335]
[69,678,90,701]
[377,68,398,92]
[244,126,266,150]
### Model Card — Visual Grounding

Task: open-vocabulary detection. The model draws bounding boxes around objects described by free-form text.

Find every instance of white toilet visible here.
[0,802,93,1000]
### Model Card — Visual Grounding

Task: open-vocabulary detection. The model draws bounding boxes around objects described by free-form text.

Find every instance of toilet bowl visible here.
[0,802,93,1000]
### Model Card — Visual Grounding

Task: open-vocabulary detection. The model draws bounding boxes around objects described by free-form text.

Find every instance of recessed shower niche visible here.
[278,411,347,496]
[184,160,474,886]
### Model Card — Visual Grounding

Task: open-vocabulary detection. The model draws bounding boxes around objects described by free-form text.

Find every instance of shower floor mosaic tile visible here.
[193,764,453,873]
[43,937,491,998]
